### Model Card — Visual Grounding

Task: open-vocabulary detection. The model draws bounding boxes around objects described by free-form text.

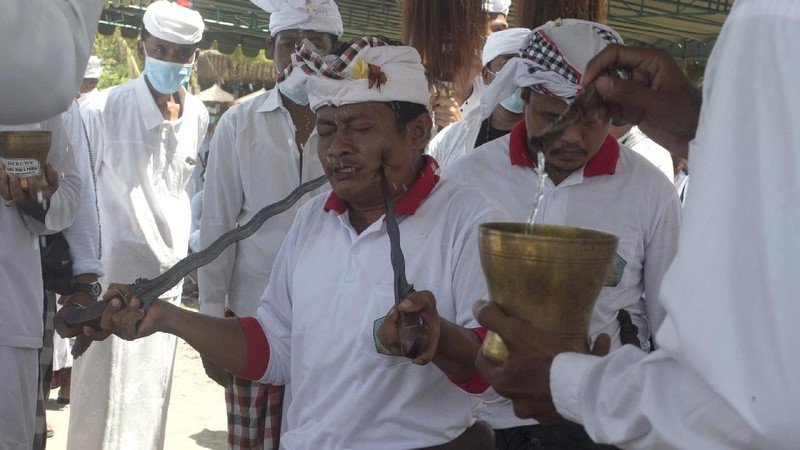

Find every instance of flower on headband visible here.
[351,60,369,79]
[350,59,388,91]
[367,64,387,91]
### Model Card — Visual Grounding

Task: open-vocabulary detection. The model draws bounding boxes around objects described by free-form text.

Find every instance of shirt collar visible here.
[256,88,283,113]
[508,120,620,177]
[134,76,193,130]
[323,155,441,215]
[135,76,169,131]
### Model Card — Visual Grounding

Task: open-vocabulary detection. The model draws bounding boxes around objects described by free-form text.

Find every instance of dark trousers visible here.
[496,423,620,450]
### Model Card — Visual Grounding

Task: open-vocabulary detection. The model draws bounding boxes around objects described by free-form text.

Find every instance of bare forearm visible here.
[433,320,481,382]
[160,302,249,373]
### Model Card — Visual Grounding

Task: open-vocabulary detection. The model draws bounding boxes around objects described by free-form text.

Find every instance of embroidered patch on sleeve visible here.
[604,253,627,287]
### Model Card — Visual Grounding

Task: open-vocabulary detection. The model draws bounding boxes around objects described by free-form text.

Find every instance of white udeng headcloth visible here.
[142,0,205,45]
[251,0,344,37]
[481,27,531,67]
[84,56,102,79]
[480,19,624,120]
[279,37,430,111]
[483,0,511,15]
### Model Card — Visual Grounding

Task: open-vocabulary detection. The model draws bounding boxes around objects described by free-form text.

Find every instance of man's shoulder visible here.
[443,134,511,179]
[426,177,506,220]
[216,89,277,129]
[617,145,675,189]
[81,79,136,113]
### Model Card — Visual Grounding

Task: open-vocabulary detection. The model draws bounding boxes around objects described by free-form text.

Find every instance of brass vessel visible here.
[479,223,618,363]
[0,131,52,190]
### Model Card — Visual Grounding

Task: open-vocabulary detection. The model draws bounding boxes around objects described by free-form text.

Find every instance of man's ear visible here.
[265,37,275,60]
[520,86,531,104]
[481,67,492,85]
[408,112,433,152]
[136,39,146,63]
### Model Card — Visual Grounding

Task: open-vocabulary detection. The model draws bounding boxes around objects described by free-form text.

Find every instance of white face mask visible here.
[499,87,524,114]
[276,82,310,106]
[142,48,194,94]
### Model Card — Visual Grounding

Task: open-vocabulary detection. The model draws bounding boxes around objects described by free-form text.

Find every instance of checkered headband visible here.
[480,19,623,120]
[278,36,430,111]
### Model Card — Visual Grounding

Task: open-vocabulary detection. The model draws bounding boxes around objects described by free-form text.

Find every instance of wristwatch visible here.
[73,281,102,300]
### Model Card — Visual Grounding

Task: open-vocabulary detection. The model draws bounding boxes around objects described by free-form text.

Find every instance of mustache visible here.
[545,144,587,156]
[324,158,361,172]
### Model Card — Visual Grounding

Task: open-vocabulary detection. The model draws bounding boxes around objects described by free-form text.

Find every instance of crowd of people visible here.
[1,0,798,449]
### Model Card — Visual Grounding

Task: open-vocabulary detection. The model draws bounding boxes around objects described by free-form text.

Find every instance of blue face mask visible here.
[143,50,194,95]
[500,88,524,114]
[277,82,310,106]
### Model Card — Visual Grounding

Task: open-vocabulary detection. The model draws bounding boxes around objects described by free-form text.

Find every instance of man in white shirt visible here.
[445,20,681,448]
[610,123,674,182]
[1,116,81,450]
[67,2,208,449]
[100,37,507,449]
[428,27,529,169]
[198,1,341,447]
[474,1,800,447]
[0,0,104,124]
[33,98,105,447]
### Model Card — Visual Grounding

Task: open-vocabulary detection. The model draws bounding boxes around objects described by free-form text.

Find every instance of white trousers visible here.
[0,345,37,450]
[67,295,180,450]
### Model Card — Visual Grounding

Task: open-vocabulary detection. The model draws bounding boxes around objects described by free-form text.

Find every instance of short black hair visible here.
[388,101,430,136]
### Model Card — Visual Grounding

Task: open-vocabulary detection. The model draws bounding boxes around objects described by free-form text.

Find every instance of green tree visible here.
[93,29,141,90]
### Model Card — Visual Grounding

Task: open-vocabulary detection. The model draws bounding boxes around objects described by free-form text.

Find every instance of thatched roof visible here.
[196,50,276,88]
[198,83,234,103]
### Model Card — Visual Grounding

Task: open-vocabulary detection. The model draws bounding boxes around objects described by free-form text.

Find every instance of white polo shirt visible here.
[198,88,327,318]
[239,159,508,449]
[0,115,81,348]
[444,121,682,428]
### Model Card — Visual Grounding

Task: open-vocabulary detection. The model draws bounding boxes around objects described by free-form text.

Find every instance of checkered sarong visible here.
[33,290,56,449]
[226,376,285,450]
[277,36,389,83]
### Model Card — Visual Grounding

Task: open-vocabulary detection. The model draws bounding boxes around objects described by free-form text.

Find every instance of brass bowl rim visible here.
[0,131,53,151]
[480,222,618,244]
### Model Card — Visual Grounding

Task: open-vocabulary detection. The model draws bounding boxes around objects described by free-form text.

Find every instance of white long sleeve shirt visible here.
[0,115,81,348]
[618,126,675,182]
[198,89,327,318]
[444,124,681,428]
[0,0,104,124]
[242,167,508,448]
[81,76,208,297]
[550,1,800,447]
[61,100,102,277]
[426,107,483,169]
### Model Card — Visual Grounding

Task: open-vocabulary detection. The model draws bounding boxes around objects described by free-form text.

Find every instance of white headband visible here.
[252,0,344,37]
[481,19,624,120]
[483,0,511,15]
[143,0,204,45]
[279,37,430,112]
[482,27,531,67]
[84,56,102,79]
